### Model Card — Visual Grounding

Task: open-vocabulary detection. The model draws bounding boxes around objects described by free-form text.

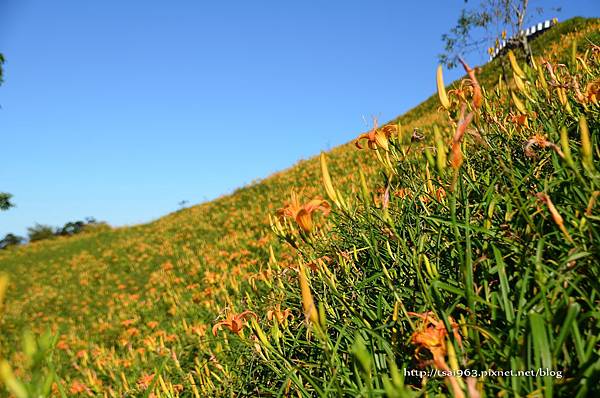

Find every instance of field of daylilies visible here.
[0,16,599,398]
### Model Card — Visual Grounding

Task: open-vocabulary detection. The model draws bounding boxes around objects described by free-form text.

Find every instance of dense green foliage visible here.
[26,224,56,243]
[0,235,24,251]
[259,37,600,396]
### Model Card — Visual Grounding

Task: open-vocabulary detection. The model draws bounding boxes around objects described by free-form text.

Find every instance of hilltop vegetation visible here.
[0,17,599,397]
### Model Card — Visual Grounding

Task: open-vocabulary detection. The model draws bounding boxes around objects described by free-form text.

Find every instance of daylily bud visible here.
[437,65,451,110]
[576,57,592,75]
[530,54,538,70]
[422,254,438,279]
[511,91,527,114]
[580,116,593,171]
[446,340,460,374]
[513,72,526,93]
[536,57,548,92]
[358,169,371,206]
[508,50,525,79]
[320,153,339,206]
[298,264,319,326]
[424,148,435,170]
[425,163,434,197]
[434,125,447,173]
[560,126,575,168]
[268,245,279,270]
[557,87,573,113]
[318,302,327,331]
[250,318,272,349]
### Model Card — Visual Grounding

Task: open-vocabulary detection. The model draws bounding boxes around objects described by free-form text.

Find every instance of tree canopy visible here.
[439,0,551,68]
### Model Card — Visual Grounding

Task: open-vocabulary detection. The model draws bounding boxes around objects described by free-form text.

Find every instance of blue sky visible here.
[0,1,598,237]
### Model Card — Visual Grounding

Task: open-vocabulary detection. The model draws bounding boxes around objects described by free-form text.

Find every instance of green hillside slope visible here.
[0,16,599,397]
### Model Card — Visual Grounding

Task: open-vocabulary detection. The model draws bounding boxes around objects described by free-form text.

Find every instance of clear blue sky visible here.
[1,1,597,237]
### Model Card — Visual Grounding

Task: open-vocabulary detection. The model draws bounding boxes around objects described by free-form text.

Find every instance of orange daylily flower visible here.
[511,113,529,128]
[137,373,155,390]
[277,191,330,233]
[173,384,184,392]
[394,188,412,199]
[447,81,471,105]
[524,134,563,158]
[56,340,70,351]
[212,310,257,336]
[76,349,87,359]
[125,327,140,337]
[146,321,159,329]
[267,304,293,325]
[69,380,92,395]
[435,187,447,201]
[585,78,600,103]
[448,60,482,110]
[121,318,136,327]
[409,311,465,398]
[408,311,461,370]
[161,261,174,271]
[355,118,391,151]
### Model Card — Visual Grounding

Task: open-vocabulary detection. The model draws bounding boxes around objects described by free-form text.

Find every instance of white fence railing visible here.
[489,18,558,61]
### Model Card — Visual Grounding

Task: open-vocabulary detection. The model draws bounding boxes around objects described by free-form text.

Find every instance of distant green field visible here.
[0,16,599,397]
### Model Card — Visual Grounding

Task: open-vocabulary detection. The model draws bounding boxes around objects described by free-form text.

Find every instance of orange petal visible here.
[374,130,389,151]
[212,322,225,336]
[295,209,313,233]
[459,58,482,109]
[304,198,330,216]
[355,133,370,149]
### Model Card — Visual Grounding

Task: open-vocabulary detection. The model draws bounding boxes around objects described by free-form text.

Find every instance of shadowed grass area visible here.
[0,16,599,397]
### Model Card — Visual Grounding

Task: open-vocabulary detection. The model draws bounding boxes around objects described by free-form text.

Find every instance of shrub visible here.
[57,218,109,236]
[56,221,86,236]
[0,234,24,250]
[27,224,55,242]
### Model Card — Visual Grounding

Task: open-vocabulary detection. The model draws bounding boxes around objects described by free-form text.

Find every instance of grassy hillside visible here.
[0,17,599,397]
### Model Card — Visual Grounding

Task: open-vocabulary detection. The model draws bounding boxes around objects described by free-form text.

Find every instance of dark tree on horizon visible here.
[0,233,24,250]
